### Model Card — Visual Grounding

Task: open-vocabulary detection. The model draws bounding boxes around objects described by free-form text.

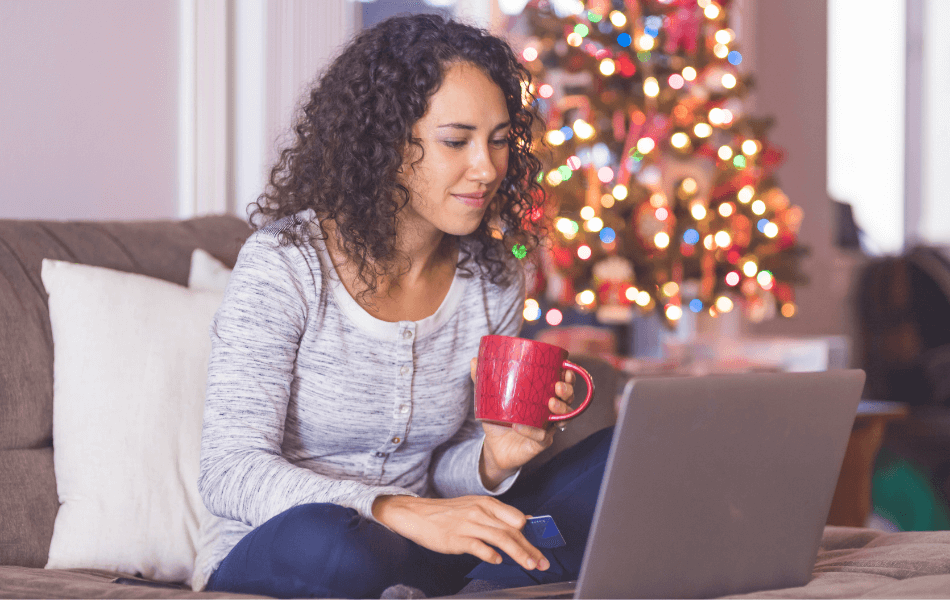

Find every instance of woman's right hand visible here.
[371,495,550,571]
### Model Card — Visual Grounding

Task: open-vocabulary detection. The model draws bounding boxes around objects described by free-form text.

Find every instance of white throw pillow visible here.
[188,248,232,291]
[42,258,226,583]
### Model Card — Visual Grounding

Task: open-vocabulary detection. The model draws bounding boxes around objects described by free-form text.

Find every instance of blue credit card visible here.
[523,515,566,549]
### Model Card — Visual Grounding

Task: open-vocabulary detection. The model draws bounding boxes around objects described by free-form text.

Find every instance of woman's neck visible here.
[320,219,459,321]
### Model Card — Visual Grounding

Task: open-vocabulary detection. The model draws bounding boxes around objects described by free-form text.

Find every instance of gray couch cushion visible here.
[0,216,251,567]
[0,448,58,567]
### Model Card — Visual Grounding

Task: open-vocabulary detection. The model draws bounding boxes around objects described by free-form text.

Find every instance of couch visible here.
[2,215,950,599]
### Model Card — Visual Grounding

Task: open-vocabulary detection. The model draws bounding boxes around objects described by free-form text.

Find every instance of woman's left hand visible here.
[470,358,576,488]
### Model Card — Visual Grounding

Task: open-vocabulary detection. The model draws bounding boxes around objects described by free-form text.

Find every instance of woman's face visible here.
[398,61,511,240]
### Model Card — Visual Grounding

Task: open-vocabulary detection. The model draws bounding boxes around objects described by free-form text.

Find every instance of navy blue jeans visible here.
[206,426,613,598]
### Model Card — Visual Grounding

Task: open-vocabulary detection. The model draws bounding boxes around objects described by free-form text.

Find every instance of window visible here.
[828,0,950,254]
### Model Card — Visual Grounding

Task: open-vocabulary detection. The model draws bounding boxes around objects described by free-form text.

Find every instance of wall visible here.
[741,0,862,341]
[0,0,179,221]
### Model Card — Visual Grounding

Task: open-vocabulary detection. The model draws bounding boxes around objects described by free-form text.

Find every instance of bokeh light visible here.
[715,296,734,312]
[523,298,542,321]
[694,123,713,137]
[636,291,651,306]
[742,260,758,277]
[637,137,656,154]
[643,77,660,97]
[738,185,755,203]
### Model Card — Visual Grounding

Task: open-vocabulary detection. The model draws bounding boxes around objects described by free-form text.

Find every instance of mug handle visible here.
[548,360,594,422]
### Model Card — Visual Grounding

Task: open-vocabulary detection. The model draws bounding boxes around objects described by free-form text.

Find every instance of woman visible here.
[194,13,613,599]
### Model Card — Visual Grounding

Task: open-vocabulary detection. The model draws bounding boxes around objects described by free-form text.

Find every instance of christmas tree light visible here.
[516,0,807,327]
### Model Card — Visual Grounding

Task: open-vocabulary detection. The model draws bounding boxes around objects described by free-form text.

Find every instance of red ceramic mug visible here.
[474,335,595,429]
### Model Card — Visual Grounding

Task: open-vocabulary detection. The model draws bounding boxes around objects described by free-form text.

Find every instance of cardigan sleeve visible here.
[428,263,527,498]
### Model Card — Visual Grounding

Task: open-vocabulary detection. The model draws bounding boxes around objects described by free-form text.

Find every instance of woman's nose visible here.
[468,144,499,183]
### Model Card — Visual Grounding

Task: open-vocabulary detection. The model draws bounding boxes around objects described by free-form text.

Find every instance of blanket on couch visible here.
[2,527,950,598]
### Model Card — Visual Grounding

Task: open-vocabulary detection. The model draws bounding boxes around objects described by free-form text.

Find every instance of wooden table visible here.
[826,400,909,527]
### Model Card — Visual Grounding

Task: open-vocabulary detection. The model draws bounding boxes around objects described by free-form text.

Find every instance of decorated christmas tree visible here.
[515,0,807,330]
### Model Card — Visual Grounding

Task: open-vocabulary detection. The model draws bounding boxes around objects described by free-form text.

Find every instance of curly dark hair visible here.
[248,13,546,295]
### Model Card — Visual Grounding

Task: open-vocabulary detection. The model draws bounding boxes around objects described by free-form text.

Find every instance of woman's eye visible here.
[490,138,509,148]
[443,140,467,149]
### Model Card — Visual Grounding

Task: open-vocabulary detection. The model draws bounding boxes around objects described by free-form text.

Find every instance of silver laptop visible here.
[450,369,865,599]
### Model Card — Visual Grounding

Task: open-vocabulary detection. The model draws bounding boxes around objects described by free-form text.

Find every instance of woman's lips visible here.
[453,193,488,208]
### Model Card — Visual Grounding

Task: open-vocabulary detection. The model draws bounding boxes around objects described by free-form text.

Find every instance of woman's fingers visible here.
[465,538,503,566]
[556,381,573,402]
[486,498,529,529]
[376,495,549,571]
[463,519,549,572]
[447,499,548,571]
[545,368,578,418]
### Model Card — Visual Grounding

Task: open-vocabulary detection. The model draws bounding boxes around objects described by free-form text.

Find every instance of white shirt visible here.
[192,211,526,590]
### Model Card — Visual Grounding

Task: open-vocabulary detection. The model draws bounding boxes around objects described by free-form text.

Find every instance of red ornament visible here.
[552,245,574,269]
[664,6,702,55]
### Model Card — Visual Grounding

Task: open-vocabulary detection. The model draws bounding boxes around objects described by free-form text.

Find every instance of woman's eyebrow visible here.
[437,121,511,132]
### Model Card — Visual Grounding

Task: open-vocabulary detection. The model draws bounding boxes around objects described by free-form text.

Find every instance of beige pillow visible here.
[42,258,225,583]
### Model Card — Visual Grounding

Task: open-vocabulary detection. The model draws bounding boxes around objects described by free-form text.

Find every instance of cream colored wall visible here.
[742,0,866,343]
[0,0,179,220]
